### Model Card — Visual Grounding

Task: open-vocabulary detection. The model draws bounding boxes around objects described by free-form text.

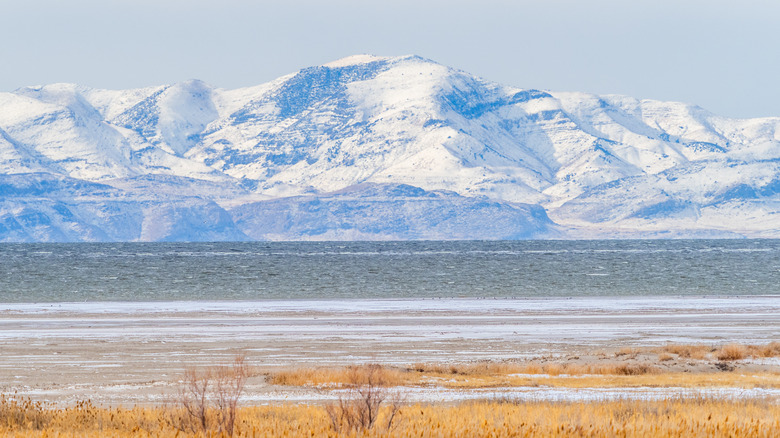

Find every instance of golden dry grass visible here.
[659,342,780,361]
[269,342,780,389]
[717,344,749,361]
[750,342,780,358]
[2,396,780,437]
[615,347,639,358]
[420,371,780,390]
[270,362,662,387]
[6,342,780,436]
[661,344,714,359]
[268,363,780,390]
[408,361,657,377]
[524,372,780,389]
[271,364,410,387]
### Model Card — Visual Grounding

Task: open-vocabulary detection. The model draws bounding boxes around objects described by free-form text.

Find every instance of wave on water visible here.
[1,240,778,302]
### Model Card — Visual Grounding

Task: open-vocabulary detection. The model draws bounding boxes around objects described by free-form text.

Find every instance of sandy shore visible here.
[1,296,778,405]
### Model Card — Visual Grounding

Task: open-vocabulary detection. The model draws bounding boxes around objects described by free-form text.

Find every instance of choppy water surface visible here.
[0,240,778,302]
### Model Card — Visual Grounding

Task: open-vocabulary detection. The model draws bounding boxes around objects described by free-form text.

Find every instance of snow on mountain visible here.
[231,183,554,241]
[0,126,52,174]
[0,54,779,241]
[0,173,249,242]
[0,85,137,180]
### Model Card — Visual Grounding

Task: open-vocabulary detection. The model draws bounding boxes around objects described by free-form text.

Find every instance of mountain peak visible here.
[322,54,391,68]
[2,56,780,241]
[320,54,439,69]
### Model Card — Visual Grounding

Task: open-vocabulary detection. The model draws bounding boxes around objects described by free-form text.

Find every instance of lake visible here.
[1,239,778,302]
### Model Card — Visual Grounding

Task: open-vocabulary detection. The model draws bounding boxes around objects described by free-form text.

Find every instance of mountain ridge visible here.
[1,54,779,241]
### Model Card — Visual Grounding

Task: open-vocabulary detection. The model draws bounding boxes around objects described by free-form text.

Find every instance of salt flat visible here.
[0,296,778,405]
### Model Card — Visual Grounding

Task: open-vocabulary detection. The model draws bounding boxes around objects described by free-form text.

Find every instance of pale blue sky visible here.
[2,0,778,118]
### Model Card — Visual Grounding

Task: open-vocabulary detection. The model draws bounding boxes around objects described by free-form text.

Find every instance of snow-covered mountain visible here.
[1,54,779,241]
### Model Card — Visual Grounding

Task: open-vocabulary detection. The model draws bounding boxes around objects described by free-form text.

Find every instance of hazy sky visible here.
[2,0,778,118]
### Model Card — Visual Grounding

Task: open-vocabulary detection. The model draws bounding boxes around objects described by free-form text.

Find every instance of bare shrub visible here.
[657,353,674,362]
[748,342,780,358]
[174,354,248,436]
[716,344,748,361]
[326,364,403,434]
[615,347,638,358]
[611,362,658,376]
[663,344,711,359]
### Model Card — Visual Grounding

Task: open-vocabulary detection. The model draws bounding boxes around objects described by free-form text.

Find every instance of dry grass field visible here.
[269,342,780,390]
[271,366,780,390]
[3,342,780,436]
[1,396,779,437]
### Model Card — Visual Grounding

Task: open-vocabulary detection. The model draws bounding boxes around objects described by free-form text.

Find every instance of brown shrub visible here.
[611,363,658,376]
[748,342,780,358]
[325,364,402,434]
[663,344,711,359]
[173,354,248,436]
[615,347,638,358]
[716,344,748,361]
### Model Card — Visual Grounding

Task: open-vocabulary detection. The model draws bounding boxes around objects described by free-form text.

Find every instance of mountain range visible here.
[1,54,779,241]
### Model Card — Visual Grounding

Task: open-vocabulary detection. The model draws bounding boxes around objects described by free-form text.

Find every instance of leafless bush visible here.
[326,363,403,434]
[174,354,248,436]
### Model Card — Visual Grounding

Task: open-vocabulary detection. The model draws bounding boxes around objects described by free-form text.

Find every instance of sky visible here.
[2,0,778,118]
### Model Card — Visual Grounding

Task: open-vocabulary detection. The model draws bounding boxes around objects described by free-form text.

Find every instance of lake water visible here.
[0,240,778,302]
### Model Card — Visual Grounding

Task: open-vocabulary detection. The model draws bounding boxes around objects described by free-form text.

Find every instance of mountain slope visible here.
[231,183,554,241]
[0,54,779,241]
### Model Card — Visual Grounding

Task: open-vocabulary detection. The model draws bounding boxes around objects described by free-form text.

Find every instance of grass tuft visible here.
[662,344,712,359]
[717,344,749,361]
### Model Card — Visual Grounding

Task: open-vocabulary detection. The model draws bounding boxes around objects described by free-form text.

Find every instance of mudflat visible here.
[1,297,778,405]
